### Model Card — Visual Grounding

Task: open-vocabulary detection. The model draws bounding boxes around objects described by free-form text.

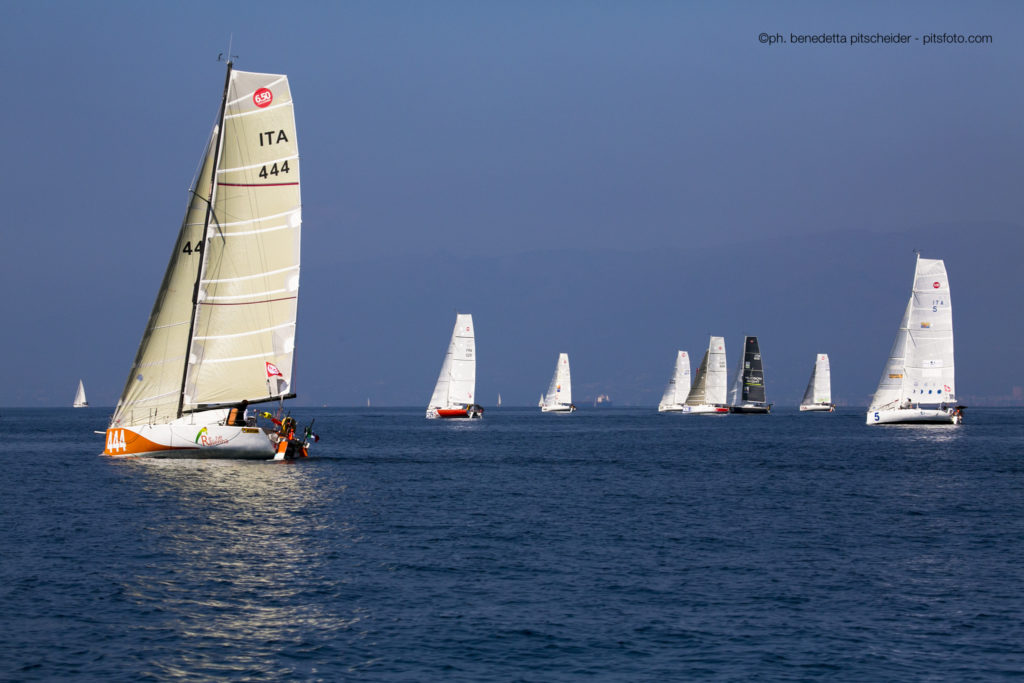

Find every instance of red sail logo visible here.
[933,281,941,289]
[253,88,273,108]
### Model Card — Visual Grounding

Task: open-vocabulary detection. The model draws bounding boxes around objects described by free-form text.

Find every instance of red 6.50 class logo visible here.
[253,88,273,108]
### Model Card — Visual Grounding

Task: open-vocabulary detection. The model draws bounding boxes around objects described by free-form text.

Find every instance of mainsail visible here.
[659,351,690,408]
[73,380,88,408]
[428,314,476,410]
[731,336,766,405]
[686,337,727,406]
[869,257,955,410]
[544,353,572,407]
[112,66,301,428]
[801,354,832,407]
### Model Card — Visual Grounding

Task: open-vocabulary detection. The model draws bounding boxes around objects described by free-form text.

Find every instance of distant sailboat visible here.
[657,351,690,412]
[800,354,835,412]
[497,393,502,407]
[426,313,483,419]
[867,255,964,425]
[73,380,88,408]
[541,353,576,413]
[683,336,729,414]
[103,61,315,460]
[729,336,772,414]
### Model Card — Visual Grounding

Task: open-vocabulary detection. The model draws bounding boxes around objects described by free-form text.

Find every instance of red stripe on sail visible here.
[217,182,299,187]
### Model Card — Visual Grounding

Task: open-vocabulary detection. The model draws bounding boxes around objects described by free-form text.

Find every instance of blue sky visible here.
[1,1,1021,407]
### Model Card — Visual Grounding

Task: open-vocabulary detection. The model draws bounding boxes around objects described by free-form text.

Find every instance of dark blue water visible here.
[2,407,1023,680]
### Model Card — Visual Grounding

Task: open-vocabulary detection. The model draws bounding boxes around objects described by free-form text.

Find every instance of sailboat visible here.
[73,380,88,408]
[497,393,502,408]
[683,336,729,414]
[800,354,835,412]
[657,351,690,412]
[103,61,315,459]
[867,255,964,425]
[426,313,482,419]
[540,353,576,413]
[728,336,772,414]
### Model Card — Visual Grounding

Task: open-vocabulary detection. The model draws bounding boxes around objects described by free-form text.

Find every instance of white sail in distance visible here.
[73,380,88,408]
[801,354,832,407]
[427,314,476,411]
[685,336,727,407]
[659,351,690,410]
[543,353,573,408]
[111,69,301,427]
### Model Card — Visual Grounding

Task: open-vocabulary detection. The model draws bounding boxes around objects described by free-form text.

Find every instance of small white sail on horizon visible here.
[426,313,481,419]
[867,255,963,425]
[658,351,690,412]
[800,354,834,412]
[541,353,576,413]
[73,380,88,408]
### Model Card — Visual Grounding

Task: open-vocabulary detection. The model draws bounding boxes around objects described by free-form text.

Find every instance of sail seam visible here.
[203,287,291,302]
[218,223,296,238]
[219,209,299,227]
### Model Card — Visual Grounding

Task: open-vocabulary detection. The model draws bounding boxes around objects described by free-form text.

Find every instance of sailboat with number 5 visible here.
[866,255,965,425]
[103,61,317,459]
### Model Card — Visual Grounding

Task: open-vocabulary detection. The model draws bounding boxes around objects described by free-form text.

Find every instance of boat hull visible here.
[800,404,835,412]
[103,424,278,459]
[541,404,576,413]
[729,403,772,414]
[866,406,964,425]
[681,404,730,415]
[658,404,686,413]
[428,405,484,419]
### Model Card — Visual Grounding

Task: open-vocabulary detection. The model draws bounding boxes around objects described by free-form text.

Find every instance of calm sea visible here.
[2,407,1023,681]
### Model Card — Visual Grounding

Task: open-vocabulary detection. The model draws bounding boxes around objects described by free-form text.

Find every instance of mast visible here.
[177,61,234,418]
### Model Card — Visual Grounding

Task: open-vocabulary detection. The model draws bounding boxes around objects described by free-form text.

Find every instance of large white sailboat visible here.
[683,336,729,414]
[728,336,772,414]
[426,313,482,419]
[866,255,964,425]
[103,62,315,459]
[800,354,835,412]
[73,380,88,408]
[657,351,691,412]
[541,353,576,413]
